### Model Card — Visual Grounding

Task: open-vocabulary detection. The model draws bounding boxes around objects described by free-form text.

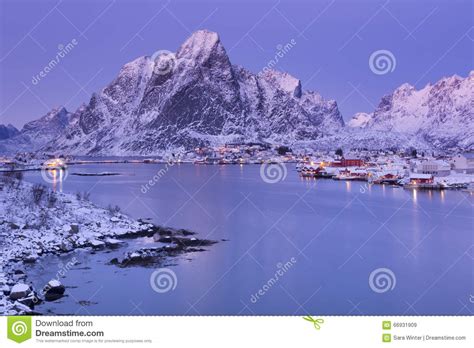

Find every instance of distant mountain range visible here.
[0,124,19,140]
[347,72,473,150]
[0,107,71,154]
[1,30,472,155]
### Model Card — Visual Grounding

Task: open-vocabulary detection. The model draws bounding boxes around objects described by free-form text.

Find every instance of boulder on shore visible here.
[89,239,105,249]
[104,238,125,248]
[43,279,66,301]
[9,283,31,300]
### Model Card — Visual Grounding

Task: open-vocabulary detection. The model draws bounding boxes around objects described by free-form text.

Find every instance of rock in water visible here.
[43,279,66,301]
[17,293,39,308]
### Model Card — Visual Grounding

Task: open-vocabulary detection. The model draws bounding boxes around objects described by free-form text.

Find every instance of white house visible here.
[417,159,451,176]
[452,153,474,174]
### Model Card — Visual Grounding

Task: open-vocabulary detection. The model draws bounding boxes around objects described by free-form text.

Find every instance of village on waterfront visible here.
[1,143,474,192]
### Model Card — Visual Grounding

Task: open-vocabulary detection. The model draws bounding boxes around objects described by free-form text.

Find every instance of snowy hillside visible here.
[347,72,474,151]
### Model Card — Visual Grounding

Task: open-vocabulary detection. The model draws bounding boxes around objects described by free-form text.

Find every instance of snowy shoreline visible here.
[0,178,214,315]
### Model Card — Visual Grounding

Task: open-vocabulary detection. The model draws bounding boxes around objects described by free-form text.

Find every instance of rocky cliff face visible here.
[0,124,19,140]
[347,72,474,151]
[0,107,71,153]
[44,30,344,155]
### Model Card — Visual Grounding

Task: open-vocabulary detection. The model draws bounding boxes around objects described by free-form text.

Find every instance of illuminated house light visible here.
[44,158,66,168]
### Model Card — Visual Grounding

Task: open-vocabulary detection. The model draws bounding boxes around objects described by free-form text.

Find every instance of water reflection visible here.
[19,164,471,315]
[48,169,66,192]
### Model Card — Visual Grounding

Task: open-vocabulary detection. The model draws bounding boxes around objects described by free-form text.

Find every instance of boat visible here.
[334,168,367,181]
[371,173,401,185]
[463,183,474,193]
[300,170,315,178]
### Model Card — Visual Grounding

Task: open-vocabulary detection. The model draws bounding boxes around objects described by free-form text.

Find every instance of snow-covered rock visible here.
[347,112,372,128]
[89,239,105,249]
[43,279,65,301]
[9,283,31,300]
[104,238,125,248]
[0,180,154,314]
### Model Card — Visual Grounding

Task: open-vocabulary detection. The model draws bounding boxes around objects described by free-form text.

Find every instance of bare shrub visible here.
[32,184,46,205]
[75,191,91,201]
[38,210,49,228]
[13,171,23,183]
[46,191,58,208]
[107,204,121,215]
[1,170,23,189]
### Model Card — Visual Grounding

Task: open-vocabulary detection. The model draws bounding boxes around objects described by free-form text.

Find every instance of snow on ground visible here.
[0,177,153,315]
[435,172,474,185]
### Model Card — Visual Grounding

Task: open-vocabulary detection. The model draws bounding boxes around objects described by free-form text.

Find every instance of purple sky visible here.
[0,0,472,128]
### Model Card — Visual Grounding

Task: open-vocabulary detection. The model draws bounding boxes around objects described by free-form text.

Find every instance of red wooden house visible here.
[341,157,365,167]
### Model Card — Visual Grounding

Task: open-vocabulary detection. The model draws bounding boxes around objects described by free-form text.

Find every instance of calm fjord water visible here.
[24,163,473,315]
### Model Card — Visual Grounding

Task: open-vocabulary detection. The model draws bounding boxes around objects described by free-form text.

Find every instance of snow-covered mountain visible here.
[346,112,371,128]
[347,72,474,151]
[0,107,71,154]
[43,30,344,155]
[0,124,19,140]
[1,30,471,155]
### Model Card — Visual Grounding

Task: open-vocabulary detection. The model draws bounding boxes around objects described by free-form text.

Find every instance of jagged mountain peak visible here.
[259,69,302,98]
[178,30,220,54]
[44,106,68,119]
[5,31,470,155]
[347,112,371,128]
[38,30,344,155]
[176,30,227,65]
[23,106,69,131]
[394,82,415,94]
[347,71,473,150]
[0,107,72,154]
[0,124,20,141]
